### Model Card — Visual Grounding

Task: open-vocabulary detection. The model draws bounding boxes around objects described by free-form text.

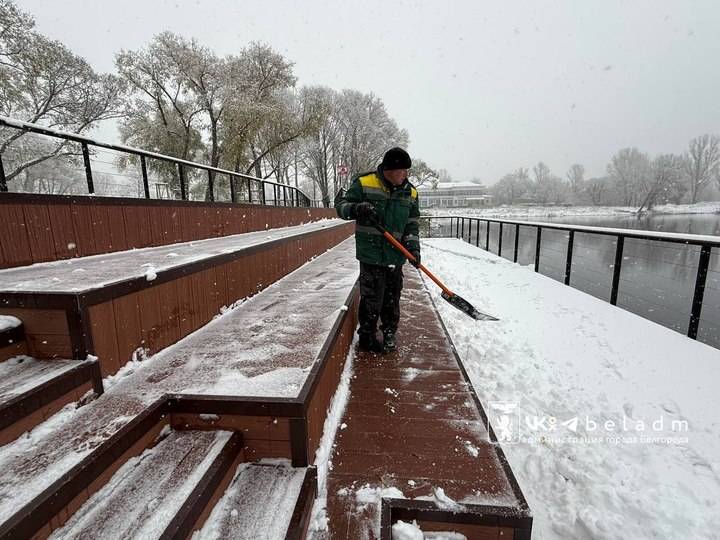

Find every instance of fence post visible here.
[486,221,490,250]
[261,181,266,205]
[81,142,94,194]
[514,224,520,262]
[688,245,712,340]
[207,169,215,202]
[475,219,480,246]
[461,218,465,240]
[177,163,187,200]
[229,174,236,203]
[610,236,625,305]
[140,155,150,198]
[0,153,7,192]
[498,222,503,257]
[247,179,252,203]
[565,230,575,285]
[534,227,542,272]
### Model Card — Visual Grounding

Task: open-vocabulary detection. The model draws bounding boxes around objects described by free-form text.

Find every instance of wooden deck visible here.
[324,269,531,539]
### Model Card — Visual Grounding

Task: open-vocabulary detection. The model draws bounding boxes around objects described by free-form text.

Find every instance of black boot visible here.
[358,333,383,353]
[382,332,397,354]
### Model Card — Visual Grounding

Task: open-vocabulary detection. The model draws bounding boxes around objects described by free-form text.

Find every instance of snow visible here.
[193,461,306,540]
[424,201,720,219]
[49,430,231,539]
[307,338,357,535]
[422,237,720,539]
[392,520,423,540]
[0,357,86,403]
[0,315,21,332]
[0,219,346,293]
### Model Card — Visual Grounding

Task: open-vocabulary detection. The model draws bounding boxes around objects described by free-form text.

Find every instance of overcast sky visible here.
[17,0,720,184]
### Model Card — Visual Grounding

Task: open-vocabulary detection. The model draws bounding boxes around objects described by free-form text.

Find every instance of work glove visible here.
[408,249,421,268]
[354,202,379,222]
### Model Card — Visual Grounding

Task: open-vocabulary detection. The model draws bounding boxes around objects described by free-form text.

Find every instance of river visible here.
[426,212,720,350]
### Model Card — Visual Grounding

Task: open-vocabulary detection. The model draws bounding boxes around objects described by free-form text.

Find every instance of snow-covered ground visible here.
[423,201,720,219]
[421,238,720,539]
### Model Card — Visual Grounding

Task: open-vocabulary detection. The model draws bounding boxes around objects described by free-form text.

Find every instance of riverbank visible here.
[423,201,720,219]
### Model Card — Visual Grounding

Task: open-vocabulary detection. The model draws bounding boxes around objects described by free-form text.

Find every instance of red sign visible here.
[338,165,349,176]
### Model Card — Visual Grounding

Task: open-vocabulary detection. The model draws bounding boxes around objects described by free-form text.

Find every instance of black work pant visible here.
[358,262,404,339]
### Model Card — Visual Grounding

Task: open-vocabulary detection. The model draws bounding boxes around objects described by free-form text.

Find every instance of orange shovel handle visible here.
[380,230,454,296]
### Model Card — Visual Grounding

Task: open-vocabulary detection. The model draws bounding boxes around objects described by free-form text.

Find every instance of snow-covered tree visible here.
[0,0,124,190]
[638,154,686,212]
[684,134,720,204]
[606,148,651,206]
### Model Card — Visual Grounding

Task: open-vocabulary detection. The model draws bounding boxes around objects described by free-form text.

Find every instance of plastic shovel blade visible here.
[441,291,499,321]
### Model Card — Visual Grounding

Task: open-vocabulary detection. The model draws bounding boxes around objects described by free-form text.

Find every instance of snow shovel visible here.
[369,219,498,321]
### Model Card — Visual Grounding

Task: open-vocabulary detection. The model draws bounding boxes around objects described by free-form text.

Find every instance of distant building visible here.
[416,181,492,208]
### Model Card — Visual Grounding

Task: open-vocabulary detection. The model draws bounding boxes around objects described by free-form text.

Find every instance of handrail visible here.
[426,214,720,248]
[421,214,719,343]
[0,115,321,206]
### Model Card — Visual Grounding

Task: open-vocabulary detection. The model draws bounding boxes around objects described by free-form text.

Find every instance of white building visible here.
[416,181,492,208]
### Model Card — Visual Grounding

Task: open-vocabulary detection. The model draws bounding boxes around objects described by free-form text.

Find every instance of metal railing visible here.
[423,215,720,342]
[0,116,320,207]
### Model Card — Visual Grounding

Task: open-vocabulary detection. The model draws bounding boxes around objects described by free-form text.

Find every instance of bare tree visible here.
[491,168,531,205]
[684,134,720,204]
[408,159,438,188]
[585,177,608,205]
[638,154,685,212]
[532,162,567,204]
[566,163,585,203]
[607,148,651,206]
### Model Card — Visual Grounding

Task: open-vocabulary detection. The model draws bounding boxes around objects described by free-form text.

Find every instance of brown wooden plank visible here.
[105,205,129,252]
[148,205,165,247]
[89,205,114,254]
[122,206,152,249]
[70,204,97,256]
[0,308,69,335]
[22,204,56,264]
[88,301,121,376]
[112,292,143,364]
[0,203,33,267]
[47,203,80,260]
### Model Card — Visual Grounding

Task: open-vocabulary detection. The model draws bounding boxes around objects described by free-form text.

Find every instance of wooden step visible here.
[0,356,102,447]
[48,429,243,540]
[194,462,316,540]
[0,220,353,376]
[0,239,359,537]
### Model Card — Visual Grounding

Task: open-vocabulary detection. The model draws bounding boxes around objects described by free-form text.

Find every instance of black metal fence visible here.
[0,116,319,207]
[423,215,720,346]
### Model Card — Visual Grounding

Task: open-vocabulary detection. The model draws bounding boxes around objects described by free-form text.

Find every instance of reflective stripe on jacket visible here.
[335,168,420,266]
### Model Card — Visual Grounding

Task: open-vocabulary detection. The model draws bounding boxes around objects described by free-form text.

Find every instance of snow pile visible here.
[422,238,720,539]
[415,487,465,512]
[0,315,21,332]
[392,520,423,540]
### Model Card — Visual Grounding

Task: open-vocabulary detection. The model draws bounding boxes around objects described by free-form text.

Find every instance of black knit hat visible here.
[381,147,412,170]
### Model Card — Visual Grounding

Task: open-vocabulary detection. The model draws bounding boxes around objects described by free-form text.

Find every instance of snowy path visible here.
[422,238,720,539]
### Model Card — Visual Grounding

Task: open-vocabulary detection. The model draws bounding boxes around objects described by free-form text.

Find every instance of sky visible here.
[16,0,720,185]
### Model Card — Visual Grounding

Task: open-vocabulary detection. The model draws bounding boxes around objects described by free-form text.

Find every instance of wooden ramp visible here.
[325,269,532,539]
